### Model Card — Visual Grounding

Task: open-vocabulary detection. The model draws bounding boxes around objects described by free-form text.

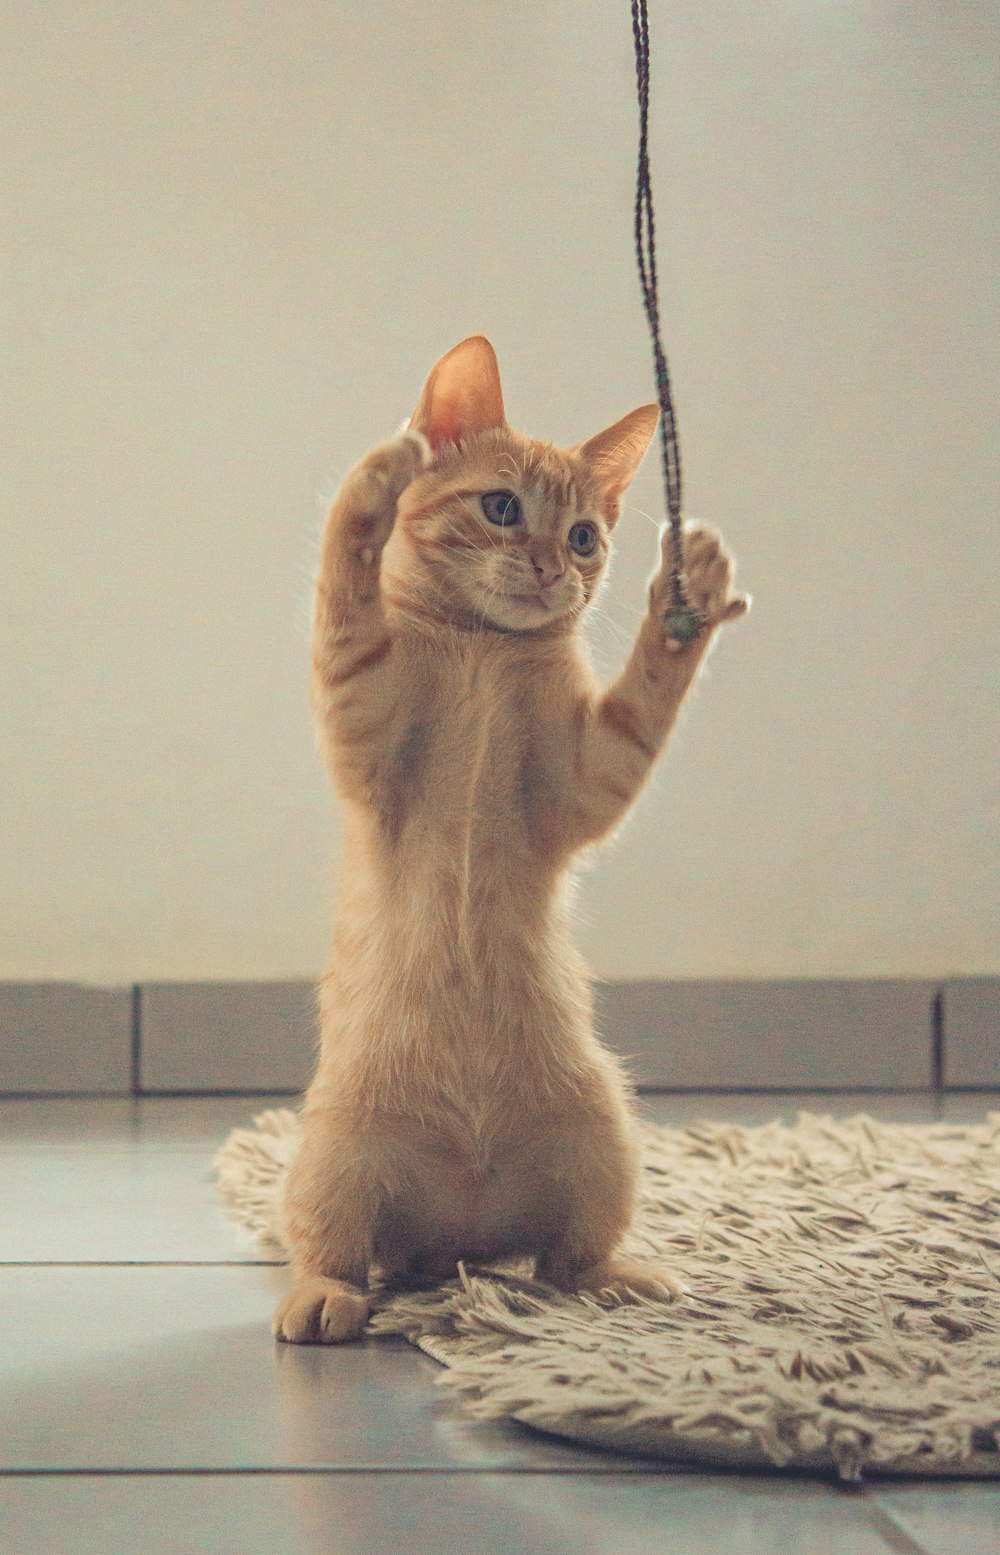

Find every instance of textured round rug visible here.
[214,1107,1000,1482]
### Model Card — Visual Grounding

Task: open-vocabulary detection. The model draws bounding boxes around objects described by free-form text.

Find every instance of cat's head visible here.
[386,336,658,634]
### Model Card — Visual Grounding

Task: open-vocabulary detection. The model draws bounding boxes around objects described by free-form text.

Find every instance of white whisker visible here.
[621,502,664,533]
[586,601,637,653]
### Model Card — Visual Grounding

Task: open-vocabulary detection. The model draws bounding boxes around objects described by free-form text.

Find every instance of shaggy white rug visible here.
[214,1108,1000,1482]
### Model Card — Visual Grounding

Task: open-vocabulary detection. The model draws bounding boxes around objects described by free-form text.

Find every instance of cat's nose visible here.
[532,555,566,589]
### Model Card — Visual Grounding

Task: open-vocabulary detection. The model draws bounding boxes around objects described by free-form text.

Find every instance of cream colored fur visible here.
[274,335,747,1344]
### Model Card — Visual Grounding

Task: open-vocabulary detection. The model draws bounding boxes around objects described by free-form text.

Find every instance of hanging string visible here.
[631,0,704,644]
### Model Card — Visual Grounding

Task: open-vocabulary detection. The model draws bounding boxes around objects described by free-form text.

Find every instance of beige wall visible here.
[3,1,997,983]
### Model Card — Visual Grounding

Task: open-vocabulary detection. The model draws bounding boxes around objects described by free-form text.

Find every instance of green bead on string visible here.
[662,602,704,645]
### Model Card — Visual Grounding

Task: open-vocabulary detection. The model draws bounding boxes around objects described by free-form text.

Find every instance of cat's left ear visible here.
[410,335,507,451]
[574,404,660,523]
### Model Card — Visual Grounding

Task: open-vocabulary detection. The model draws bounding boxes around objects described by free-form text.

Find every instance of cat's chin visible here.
[480,590,574,633]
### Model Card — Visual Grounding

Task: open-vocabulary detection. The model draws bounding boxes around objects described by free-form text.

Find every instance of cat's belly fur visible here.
[371,1145,559,1274]
[300,789,637,1275]
[308,901,632,1274]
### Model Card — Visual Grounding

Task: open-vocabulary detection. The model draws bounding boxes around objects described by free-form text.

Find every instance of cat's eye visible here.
[568,522,598,557]
[481,491,522,527]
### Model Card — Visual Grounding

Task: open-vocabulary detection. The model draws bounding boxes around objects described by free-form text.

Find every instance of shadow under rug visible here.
[214,1108,1000,1482]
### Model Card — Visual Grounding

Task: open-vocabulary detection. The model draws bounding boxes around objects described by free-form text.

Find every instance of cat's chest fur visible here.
[374,624,577,863]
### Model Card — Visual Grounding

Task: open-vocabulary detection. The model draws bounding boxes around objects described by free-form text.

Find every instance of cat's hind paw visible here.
[572,1254,688,1303]
[272,1276,370,1344]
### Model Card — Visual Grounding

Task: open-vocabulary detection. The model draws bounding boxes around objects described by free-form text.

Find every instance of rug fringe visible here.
[212,1106,300,1254]
[214,1108,1000,1480]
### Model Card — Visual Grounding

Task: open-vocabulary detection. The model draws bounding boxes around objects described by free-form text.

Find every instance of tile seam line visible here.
[932,984,945,1091]
[864,1500,935,1555]
[130,984,141,1096]
[14,1087,1000,1099]
[0,1465,855,1480]
[107,1086,952,1099]
[0,1089,299,1100]
[0,1260,284,1268]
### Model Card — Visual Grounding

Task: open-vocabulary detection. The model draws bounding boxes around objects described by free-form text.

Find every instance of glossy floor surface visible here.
[1,1091,997,1553]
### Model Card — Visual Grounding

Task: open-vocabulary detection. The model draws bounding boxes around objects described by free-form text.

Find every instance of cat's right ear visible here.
[410,335,507,452]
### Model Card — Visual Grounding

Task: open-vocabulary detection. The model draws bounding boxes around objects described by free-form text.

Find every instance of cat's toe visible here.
[317,1288,370,1342]
[659,523,747,638]
[273,1277,370,1345]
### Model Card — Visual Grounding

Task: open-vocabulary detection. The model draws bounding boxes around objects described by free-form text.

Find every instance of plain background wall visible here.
[2,0,997,985]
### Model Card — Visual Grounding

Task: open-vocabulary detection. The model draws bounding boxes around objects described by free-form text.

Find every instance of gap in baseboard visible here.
[130,983,142,1095]
[931,986,945,1090]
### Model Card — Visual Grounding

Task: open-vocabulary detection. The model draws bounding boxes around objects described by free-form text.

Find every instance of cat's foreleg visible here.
[568,523,747,848]
[273,1273,370,1345]
[312,429,431,740]
[272,1125,379,1345]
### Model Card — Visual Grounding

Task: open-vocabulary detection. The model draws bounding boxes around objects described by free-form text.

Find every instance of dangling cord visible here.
[631,0,703,645]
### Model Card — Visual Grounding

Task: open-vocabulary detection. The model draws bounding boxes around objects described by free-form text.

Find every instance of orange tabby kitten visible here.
[274,335,747,1343]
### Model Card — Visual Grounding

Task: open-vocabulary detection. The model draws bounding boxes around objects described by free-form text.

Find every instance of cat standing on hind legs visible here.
[274,335,748,1344]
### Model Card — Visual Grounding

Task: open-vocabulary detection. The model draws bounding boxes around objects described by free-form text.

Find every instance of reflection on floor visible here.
[0,1090,997,1554]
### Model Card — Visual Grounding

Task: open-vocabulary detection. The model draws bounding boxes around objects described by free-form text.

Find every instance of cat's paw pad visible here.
[272,1277,370,1345]
[654,523,749,651]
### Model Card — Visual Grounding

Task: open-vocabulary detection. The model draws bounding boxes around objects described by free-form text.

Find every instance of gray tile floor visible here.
[1,1091,997,1554]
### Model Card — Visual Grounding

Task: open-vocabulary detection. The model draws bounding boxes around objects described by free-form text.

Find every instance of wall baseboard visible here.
[0,976,996,1098]
[594,978,937,1089]
[0,982,133,1094]
[942,977,1000,1086]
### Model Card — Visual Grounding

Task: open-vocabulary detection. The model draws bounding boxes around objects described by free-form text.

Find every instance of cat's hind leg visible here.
[532,1114,685,1304]
[539,1250,687,1303]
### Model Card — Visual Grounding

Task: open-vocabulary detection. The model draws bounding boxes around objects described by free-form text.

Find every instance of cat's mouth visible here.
[510,589,573,621]
[476,577,577,630]
[509,590,580,630]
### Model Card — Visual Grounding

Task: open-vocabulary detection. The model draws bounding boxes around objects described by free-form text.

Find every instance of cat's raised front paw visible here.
[344,430,434,559]
[272,1276,370,1344]
[362,428,432,504]
[653,523,749,652]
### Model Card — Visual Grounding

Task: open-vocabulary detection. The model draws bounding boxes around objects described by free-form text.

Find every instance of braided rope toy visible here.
[631,0,704,646]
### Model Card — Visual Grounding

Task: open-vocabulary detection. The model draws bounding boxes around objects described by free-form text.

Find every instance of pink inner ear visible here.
[412,335,506,450]
[576,404,660,501]
[422,381,474,450]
